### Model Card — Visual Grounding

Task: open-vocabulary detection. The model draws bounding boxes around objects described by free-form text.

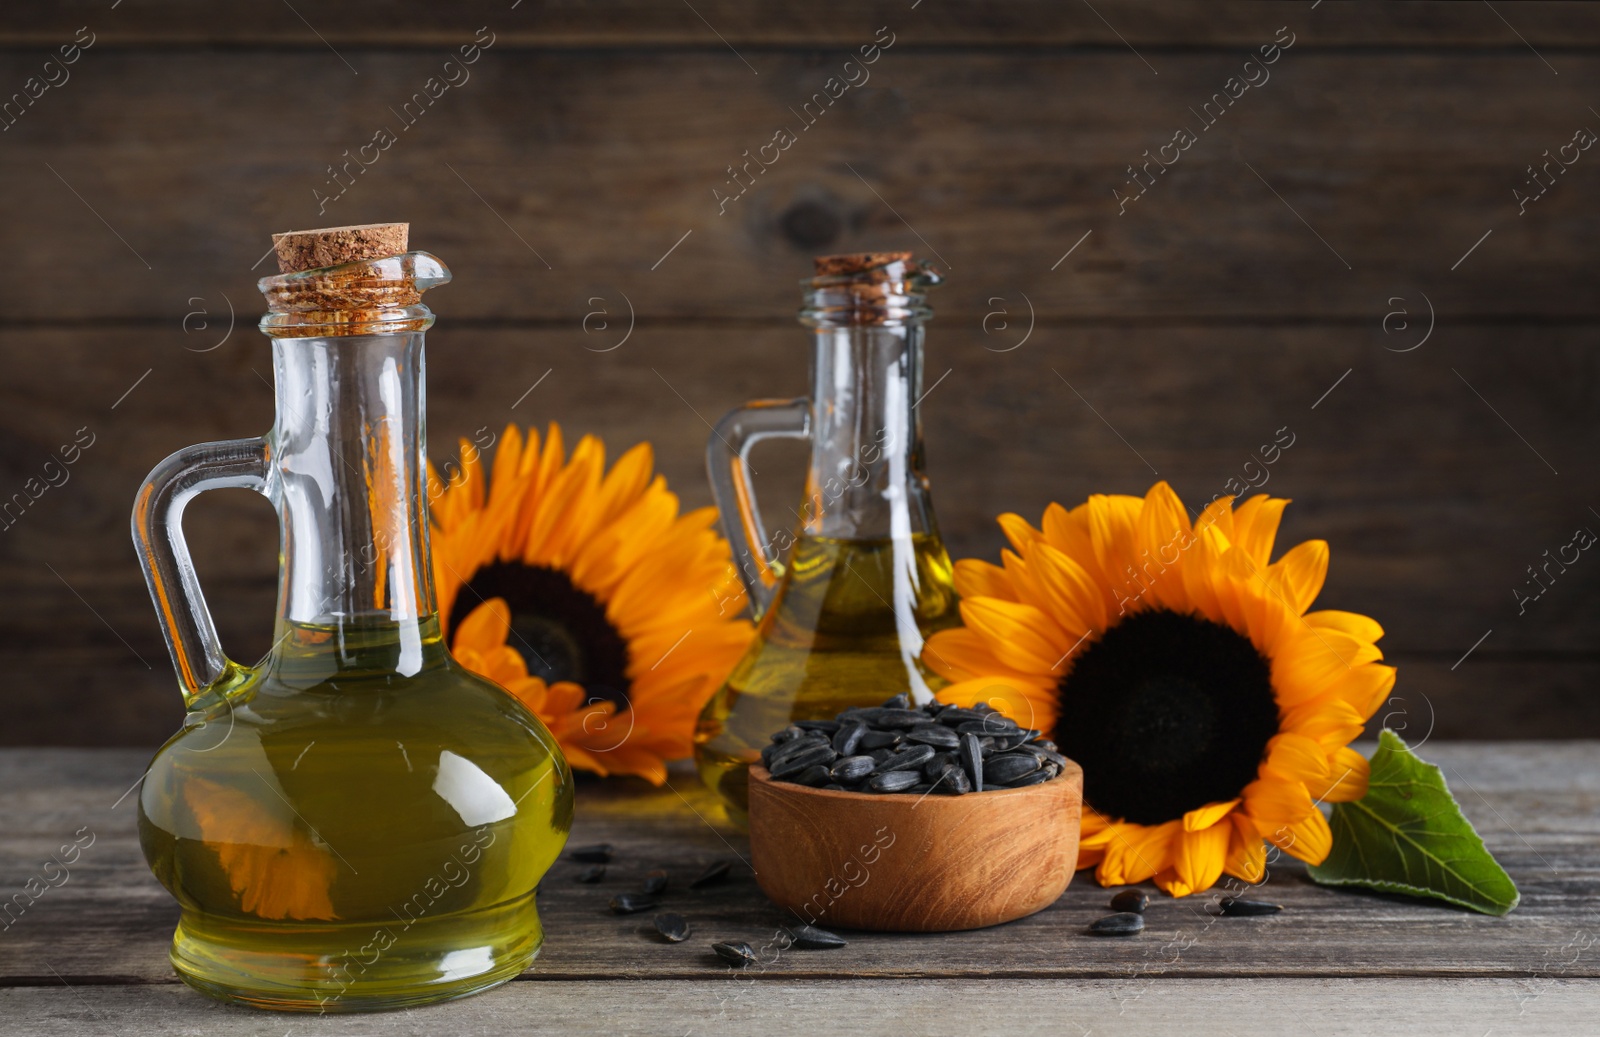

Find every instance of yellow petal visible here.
[1224,813,1266,884]
[1183,798,1241,833]
[454,597,512,654]
[1311,746,1370,803]
[1099,819,1179,887]
[1267,807,1333,865]
[1232,494,1289,568]
[1304,609,1384,645]
[1170,822,1230,896]
[1268,539,1328,615]
[1261,732,1331,787]
[1243,772,1315,826]
[1270,629,1384,707]
[1029,542,1107,636]
[959,597,1065,674]
[953,558,1017,601]
[1134,481,1193,612]
[996,512,1043,554]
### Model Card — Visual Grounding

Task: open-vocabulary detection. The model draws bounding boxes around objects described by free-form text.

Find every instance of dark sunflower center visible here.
[1056,609,1278,826]
[456,562,632,709]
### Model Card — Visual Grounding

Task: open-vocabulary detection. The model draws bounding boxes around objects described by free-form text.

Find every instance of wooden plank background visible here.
[1,2,1597,745]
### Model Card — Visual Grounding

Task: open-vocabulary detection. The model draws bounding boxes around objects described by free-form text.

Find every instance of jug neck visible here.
[269,331,440,650]
[800,322,936,542]
[796,255,942,543]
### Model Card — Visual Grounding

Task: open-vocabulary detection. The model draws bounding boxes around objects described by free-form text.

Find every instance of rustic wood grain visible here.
[0,745,1594,991]
[3,323,1596,745]
[2,978,1597,1036]
[2,1,1595,48]
[746,762,1083,931]
[0,49,1596,323]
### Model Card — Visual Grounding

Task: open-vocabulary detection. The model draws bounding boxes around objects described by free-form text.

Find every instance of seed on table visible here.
[689,860,732,889]
[1089,912,1146,936]
[783,923,847,949]
[643,868,668,895]
[986,753,1041,785]
[905,724,960,749]
[610,893,660,915]
[1217,897,1283,916]
[831,755,876,783]
[712,942,758,968]
[960,732,984,792]
[654,913,691,942]
[574,864,606,883]
[1110,889,1149,913]
[872,744,935,774]
[569,843,614,864]
[868,770,920,793]
[833,720,868,756]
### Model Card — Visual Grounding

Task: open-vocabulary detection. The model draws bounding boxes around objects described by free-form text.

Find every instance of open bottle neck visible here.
[800,321,936,542]
[268,330,443,671]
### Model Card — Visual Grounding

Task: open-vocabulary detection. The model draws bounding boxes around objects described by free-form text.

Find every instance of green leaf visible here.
[1307,728,1519,915]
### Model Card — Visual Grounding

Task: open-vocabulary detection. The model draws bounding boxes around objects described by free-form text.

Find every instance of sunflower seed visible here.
[783,923,848,949]
[712,942,758,968]
[860,729,902,750]
[795,719,842,733]
[769,743,837,779]
[958,717,1019,736]
[960,732,984,792]
[1089,912,1145,936]
[772,725,805,743]
[854,707,927,728]
[610,893,659,915]
[1217,897,1283,916]
[935,707,991,727]
[922,751,957,780]
[937,765,973,795]
[1110,890,1149,913]
[985,753,1041,785]
[769,732,829,763]
[868,747,894,764]
[905,724,960,749]
[868,770,920,793]
[654,913,691,942]
[823,783,847,791]
[794,764,835,787]
[574,864,606,883]
[569,843,614,864]
[643,868,668,895]
[880,693,912,709]
[832,720,868,756]
[1036,739,1060,752]
[831,755,876,783]
[1003,768,1056,788]
[872,744,935,774]
[689,860,732,889]
[1015,743,1070,768]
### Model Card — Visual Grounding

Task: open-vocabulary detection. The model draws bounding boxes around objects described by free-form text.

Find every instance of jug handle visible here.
[132,437,272,708]
[705,398,811,620]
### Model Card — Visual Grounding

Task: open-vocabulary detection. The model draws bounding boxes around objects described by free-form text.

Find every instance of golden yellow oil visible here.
[694,533,959,824]
[137,617,572,1012]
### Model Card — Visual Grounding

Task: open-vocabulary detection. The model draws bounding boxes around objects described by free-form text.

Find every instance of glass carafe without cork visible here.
[131,226,572,1012]
[694,252,960,823]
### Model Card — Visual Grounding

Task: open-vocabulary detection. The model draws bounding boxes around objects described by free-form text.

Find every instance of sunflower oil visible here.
[694,532,959,823]
[138,617,571,1012]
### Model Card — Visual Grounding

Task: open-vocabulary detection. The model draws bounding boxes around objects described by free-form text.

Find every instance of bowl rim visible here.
[748,758,1082,805]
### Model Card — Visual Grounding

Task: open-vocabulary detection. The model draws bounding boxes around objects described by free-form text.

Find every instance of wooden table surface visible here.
[1,743,1596,1035]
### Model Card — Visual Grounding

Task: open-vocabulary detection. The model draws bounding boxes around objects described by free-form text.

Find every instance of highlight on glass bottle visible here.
[130,224,573,1012]
[693,251,960,823]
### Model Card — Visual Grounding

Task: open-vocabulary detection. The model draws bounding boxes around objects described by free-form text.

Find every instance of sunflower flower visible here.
[429,423,754,785]
[923,482,1393,898]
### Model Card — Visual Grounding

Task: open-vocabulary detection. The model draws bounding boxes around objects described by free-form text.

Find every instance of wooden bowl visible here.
[747,760,1083,932]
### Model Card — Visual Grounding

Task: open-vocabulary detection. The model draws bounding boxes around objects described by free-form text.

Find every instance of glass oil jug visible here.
[131,225,572,1012]
[694,252,960,822]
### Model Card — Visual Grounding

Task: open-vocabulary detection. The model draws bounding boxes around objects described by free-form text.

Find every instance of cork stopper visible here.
[814,251,913,276]
[272,223,410,274]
